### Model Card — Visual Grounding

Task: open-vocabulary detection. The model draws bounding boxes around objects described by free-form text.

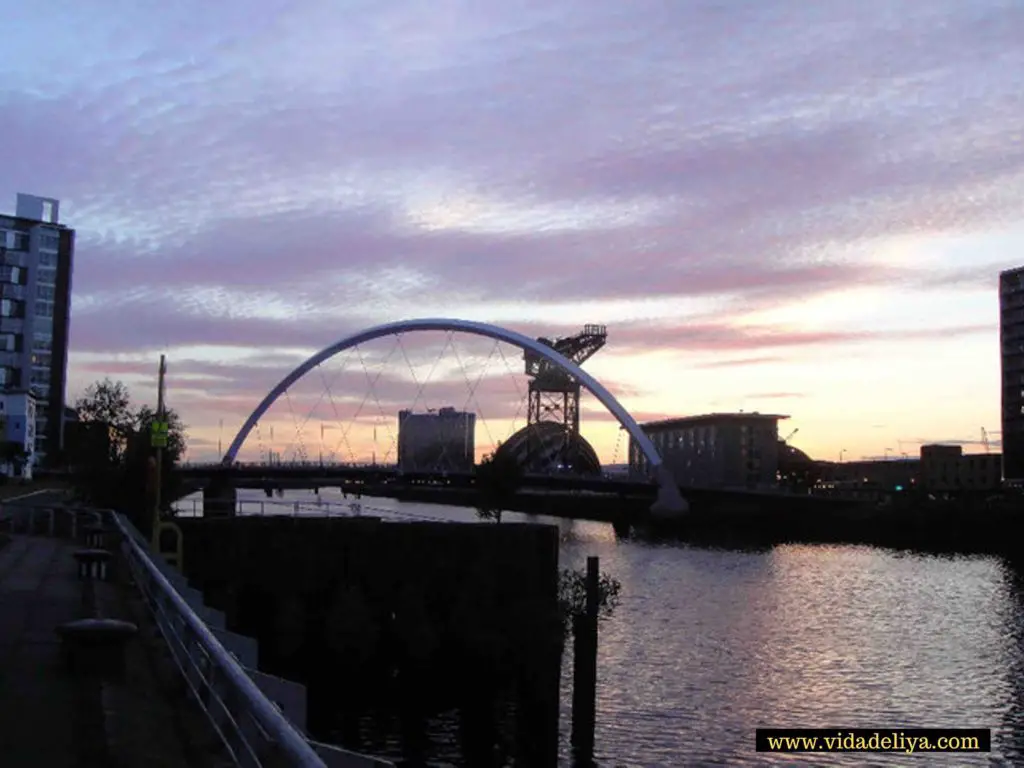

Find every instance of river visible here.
[178,488,1024,765]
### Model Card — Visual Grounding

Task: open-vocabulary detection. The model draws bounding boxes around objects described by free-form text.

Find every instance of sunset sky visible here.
[3,1,1023,465]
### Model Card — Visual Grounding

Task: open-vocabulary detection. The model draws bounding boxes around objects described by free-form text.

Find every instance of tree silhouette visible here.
[70,379,188,525]
[475,443,524,523]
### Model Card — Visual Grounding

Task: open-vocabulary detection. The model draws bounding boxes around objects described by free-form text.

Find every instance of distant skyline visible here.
[3,1,1023,463]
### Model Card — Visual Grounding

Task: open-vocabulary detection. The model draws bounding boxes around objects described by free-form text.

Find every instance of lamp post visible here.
[151,354,166,551]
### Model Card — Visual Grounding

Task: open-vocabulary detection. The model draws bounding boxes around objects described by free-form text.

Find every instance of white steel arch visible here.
[224,318,687,516]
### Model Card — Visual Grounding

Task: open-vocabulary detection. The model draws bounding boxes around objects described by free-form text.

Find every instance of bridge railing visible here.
[175,496,457,524]
[109,510,339,767]
[179,461,394,470]
[110,511,395,768]
[0,499,393,767]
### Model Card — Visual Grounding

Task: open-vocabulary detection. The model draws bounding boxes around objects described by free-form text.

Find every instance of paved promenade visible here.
[0,534,83,766]
[0,499,231,767]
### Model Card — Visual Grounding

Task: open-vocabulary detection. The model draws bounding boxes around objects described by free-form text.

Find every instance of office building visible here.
[0,389,36,478]
[397,406,475,472]
[0,194,74,466]
[919,444,1002,493]
[628,412,787,489]
[1001,266,1024,482]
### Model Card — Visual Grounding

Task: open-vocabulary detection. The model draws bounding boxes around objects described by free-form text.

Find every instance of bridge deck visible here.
[0,530,229,767]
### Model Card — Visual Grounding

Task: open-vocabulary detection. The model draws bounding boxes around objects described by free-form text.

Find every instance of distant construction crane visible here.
[782,427,799,442]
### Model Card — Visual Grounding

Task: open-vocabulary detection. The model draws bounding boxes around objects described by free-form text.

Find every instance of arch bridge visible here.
[214,318,687,517]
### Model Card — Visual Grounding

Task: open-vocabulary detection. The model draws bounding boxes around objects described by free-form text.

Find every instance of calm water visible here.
[180,489,1024,765]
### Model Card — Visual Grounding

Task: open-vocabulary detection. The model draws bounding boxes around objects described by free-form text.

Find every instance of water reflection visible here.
[561,531,1024,766]
[179,490,1024,766]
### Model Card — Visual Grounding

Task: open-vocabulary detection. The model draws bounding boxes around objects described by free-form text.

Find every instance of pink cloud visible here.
[4,0,1021,458]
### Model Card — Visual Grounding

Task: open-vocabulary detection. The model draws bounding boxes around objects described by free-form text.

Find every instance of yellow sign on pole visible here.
[150,420,169,447]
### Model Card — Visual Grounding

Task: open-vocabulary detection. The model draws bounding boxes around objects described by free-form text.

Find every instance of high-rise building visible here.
[1000,266,1024,482]
[0,194,74,466]
[397,406,476,472]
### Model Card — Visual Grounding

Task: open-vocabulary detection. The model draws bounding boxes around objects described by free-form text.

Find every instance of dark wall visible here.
[175,516,563,766]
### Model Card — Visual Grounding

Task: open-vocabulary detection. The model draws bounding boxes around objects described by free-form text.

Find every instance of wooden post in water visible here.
[571,555,599,762]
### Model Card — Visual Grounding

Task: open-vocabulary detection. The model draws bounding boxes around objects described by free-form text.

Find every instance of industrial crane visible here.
[782,427,799,443]
[524,324,607,436]
[518,324,607,472]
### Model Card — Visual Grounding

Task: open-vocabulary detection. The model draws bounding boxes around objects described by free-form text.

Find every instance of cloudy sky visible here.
[3,0,1023,464]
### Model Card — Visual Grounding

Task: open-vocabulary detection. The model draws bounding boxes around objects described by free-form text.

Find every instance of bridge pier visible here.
[203,479,237,518]
[649,464,688,518]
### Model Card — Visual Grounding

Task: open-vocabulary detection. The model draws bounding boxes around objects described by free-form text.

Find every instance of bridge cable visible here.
[325,337,402,462]
[396,330,456,418]
[496,343,529,437]
[282,388,308,463]
[315,350,359,462]
[449,338,498,455]
[443,338,502,469]
[354,337,403,464]
[392,331,458,470]
[275,349,357,463]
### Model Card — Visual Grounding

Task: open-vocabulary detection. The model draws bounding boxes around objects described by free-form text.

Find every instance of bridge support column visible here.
[649,464,688,518]
[203,481,237,518]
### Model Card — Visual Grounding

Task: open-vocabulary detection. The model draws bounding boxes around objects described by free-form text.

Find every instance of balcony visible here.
[0,250,26,268]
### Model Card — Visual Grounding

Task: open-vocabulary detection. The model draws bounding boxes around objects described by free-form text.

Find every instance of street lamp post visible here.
[151,354,167,548]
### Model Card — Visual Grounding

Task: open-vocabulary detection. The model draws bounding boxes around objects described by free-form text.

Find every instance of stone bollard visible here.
[55,618,139,682]
[72,549,114,581]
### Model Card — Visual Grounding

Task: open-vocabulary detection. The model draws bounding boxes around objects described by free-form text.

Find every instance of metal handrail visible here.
[109,511,329,767]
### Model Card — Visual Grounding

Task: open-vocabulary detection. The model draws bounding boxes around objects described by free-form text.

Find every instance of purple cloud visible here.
[2,0,1021,456]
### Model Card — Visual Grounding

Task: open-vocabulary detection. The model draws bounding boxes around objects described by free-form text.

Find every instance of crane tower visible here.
[523,324,607,464]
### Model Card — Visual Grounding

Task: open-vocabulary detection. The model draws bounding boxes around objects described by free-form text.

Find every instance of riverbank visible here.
[631,494,1024,556]
[335,483,1024,557]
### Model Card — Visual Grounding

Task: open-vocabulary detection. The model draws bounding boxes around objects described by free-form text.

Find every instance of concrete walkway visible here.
[0,535,89,767]
[0,529,231,767]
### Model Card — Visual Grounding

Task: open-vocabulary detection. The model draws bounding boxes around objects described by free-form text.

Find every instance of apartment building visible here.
[0,194,74,465]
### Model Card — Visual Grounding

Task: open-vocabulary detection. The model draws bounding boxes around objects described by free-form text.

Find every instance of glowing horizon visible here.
[5,1,1022,462]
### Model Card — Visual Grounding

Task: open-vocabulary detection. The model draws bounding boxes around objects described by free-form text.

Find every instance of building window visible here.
[0,367,19,386]
[30,369,50,385]
[36,267,56,285]
[32,333,51,351]
[31,352,51,367]
[36,285,54,300]
[39,233,60,251]
[0,299,22,318]
[0,266,22,284]
[34,301,53,318]
[0,333,19,352]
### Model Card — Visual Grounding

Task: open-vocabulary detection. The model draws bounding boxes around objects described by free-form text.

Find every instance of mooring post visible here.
[571,555,599,762]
